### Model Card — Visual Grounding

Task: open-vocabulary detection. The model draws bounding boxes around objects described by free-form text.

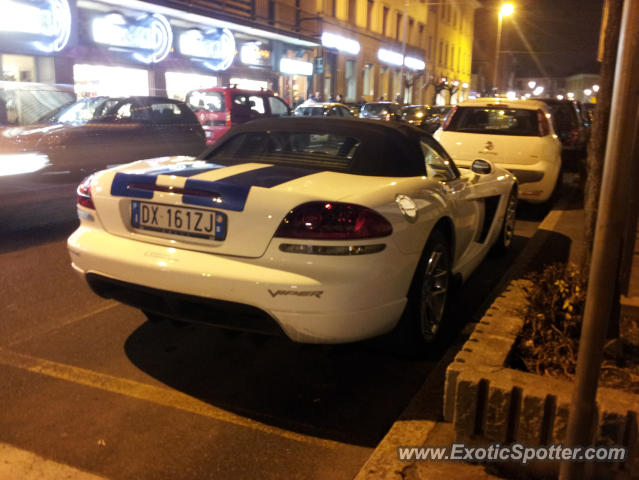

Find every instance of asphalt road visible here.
[0,178,540,480]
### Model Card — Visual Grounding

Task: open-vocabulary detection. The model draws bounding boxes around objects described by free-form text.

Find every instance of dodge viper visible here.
[67,118,517,348]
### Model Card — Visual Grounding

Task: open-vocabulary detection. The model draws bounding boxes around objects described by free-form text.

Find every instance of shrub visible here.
[516,263,586,377]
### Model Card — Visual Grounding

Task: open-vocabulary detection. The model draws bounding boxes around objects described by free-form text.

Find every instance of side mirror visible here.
[471,159,494,175]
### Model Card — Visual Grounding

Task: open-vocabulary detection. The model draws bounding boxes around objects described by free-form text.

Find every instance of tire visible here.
[396,229,452,353]
[490,187,518,256]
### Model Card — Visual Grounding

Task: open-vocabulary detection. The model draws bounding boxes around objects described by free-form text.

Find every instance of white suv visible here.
[434,98,561,203]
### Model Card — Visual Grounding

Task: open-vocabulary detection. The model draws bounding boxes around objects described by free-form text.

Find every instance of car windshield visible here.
[42,97,112,124]
[446,107,540,136]
[294,106,327,116]
[206,131,361,171]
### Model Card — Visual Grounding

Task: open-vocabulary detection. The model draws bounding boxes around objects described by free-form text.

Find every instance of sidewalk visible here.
[354,177,585,480]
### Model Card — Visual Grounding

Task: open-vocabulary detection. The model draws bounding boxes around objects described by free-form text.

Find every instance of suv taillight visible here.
[225,111,231,127]
[537,110,550,136]
[77,176,95,209]
[274,202,392,239]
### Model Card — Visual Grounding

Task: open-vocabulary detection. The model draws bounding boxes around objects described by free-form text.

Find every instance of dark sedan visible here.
[0,96,206,179]
[359,101,402,121]
[400,105,452,133]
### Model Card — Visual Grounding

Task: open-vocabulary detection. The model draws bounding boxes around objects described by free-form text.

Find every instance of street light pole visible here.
[492,3,514,93]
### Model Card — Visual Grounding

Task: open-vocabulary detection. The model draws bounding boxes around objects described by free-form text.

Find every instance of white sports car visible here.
[67,118,517,348]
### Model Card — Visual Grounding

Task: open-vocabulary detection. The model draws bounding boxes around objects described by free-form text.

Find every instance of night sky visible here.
[477,0,605,77]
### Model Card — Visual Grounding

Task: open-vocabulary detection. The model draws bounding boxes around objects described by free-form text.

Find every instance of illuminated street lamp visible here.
[493,2,514,92]
[528,80,536,89]
[584,88,592,96]
[593,84,600,92]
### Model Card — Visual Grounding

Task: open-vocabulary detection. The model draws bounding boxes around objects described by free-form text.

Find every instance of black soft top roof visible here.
[204,117,434,177]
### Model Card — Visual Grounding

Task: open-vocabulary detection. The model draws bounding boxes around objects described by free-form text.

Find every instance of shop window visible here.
[165,72,217,101]
[362,64,374,97]
[1,54,36,82]
[345,60,356,101]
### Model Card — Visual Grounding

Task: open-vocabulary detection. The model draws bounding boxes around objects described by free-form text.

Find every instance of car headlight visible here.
[0,152,51,177]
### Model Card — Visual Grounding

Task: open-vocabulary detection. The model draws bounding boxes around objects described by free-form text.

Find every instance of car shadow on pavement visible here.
[122,232,534,448]
[123,319,440,448]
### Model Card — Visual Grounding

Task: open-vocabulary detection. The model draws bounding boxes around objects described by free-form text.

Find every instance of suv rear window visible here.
[186,91,225,113]
[446,107,541,136]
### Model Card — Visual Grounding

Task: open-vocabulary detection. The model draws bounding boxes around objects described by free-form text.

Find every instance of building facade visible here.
[0,0,478,106]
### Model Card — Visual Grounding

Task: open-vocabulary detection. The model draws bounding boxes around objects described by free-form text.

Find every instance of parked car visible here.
[536,98,588,157]
[68,117,517,350]
[359,101,402,121]
[343,102,363,117]
[293,102,354,117]
[0,80,75,127]
[434,98,561,203]
[400,105,452,133]
[186,87,290,145]
[0,96,206,178]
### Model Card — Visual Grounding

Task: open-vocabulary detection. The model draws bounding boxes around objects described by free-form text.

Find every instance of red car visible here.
[185,87,291,145]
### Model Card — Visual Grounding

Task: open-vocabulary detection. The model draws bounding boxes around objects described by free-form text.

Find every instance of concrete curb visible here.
[444,205,639,478]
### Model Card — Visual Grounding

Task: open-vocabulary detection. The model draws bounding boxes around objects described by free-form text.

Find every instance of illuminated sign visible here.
[0,0,71,53]
[92,12,173,63]
[279,58,313,76]
[404,56,425,70]
[179,28,235,71]
[377,49,403,66]
[321,32,360,55]
[377,49,425,70]
[240,42,270,66]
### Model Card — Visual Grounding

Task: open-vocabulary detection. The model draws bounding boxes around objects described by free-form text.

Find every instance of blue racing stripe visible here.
[183,179,250,211]
[220,165,317,188]
[111,165,318,212]
[111,173,155,199]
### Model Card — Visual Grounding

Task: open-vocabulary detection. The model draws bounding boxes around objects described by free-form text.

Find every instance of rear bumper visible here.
[203,126,230,145]
[68,226,414,343]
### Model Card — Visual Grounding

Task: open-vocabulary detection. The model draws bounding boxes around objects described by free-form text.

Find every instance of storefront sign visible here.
[404,56,425,70]
[279,58,313,76]
[240,42,270,67]
[377,49,403,67]
[321,32,360,55]
[92,12,173,63]
[178,28,235,71]
[0,0,71,53]
[377,49,425,70]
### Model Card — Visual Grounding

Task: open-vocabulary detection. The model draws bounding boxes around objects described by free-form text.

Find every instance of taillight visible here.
[225,111,231,127]
[442,106,457,130]
[77,176,95,209]
[537,109,550,136]
[274,202,392,239]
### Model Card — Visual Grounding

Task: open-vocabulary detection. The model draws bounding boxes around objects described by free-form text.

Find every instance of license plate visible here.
[131,201,227,241]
